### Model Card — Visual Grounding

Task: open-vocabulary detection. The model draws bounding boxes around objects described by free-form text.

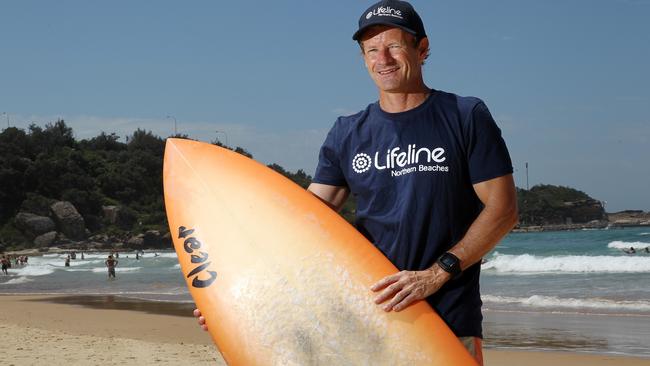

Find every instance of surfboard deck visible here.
[163,138,477,365]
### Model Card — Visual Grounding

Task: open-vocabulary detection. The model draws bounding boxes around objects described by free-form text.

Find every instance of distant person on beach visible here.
[65,255,71,267]
[193,1,517,363]
[645,247,649,254]
[1,256,9,275]
[105,255,118,279]
[81,252,85,260]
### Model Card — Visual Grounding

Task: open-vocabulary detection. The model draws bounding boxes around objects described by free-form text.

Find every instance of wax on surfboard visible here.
[163,138,478,366]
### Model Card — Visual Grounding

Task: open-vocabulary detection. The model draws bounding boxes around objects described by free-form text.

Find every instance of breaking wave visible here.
[0,277,33,285]
[483,253,650,273]
[483,294,650,312]
[608,241,650,250]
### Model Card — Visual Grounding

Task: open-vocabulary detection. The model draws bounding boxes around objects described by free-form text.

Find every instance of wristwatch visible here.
[436,252,462,279]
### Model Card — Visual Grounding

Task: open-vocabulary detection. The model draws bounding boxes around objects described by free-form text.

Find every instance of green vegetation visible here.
[0,120,346,249]
[517,184,604,226]
[0,120,607,249]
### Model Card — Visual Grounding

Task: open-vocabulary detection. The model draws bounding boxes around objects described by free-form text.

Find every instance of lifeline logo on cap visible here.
[353,0,426,41]
[366,5,403,20]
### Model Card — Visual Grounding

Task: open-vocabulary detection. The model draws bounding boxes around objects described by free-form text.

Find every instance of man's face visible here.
[360,26,428,93]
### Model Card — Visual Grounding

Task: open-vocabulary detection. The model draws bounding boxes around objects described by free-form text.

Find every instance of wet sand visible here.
[1,295,648,365]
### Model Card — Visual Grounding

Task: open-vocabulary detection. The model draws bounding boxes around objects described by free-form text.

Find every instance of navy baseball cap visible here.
[352,0,426,41]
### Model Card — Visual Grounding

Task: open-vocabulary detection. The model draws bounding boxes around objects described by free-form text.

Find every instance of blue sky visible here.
[1,0,648,212]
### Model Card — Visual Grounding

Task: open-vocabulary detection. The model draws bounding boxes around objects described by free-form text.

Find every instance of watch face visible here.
[441,253,458,267]
[439,253,460,275]
[440,255,454,267]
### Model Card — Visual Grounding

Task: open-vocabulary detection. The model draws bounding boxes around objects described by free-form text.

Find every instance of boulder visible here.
[14,212,56,238]
[143,230,162,247]
[127,234,145,248]
[33,231,57,247]
[50,201,86,240]
[88,234,110,243]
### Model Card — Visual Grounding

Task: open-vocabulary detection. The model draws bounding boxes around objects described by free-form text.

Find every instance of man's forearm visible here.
[444,200,518,271]
[434,174,519,273]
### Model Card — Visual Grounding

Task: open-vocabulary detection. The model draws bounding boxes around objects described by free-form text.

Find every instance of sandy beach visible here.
[0,295,648,365]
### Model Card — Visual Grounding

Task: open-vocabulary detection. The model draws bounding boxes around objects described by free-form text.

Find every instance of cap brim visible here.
[352,22,418,41]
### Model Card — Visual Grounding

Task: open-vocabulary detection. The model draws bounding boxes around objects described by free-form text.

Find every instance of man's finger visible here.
[193,308,201,318]
[374,280,405,304]
[383,288,411,312]
[370,272,401,291]
[393,292,418,312]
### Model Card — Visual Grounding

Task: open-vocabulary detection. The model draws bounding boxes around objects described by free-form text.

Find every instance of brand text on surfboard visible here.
[178,226,217,288]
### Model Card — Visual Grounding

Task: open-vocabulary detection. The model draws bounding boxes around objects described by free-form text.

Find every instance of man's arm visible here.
[307,183,350,212]
[371,174,518,312]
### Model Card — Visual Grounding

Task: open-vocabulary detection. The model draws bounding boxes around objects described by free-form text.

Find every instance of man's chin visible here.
[373,81,400,91]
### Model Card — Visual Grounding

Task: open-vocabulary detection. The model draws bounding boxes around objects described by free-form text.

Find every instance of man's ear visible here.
[418,37,430,63]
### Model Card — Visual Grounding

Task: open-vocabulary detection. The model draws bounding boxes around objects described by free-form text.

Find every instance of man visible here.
[196,1,517,363]
[1,255,8,275]
[309,0,517,363]
[105,254,118,279]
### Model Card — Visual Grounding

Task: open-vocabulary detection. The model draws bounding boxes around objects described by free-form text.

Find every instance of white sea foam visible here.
[12,265,55,276]
[0,277,33,285]
[483,254,650,273]
[90,267,142,273]
[151,252,178,259]
[639,232,650,236]
[483,294,650,312]
[608,240,650,249]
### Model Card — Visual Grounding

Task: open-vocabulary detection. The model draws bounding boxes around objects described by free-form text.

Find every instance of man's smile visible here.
[377,67,399,76]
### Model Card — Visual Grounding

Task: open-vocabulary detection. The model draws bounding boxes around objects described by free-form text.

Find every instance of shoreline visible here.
[513,222,650,233]
[1,294,649,365]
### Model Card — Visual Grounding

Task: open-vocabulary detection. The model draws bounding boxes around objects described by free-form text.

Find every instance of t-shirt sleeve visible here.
[313,120,348,187]
[464,102,513,184]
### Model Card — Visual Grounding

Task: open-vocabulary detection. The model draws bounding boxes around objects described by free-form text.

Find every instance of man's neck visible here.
[378,85,430,113]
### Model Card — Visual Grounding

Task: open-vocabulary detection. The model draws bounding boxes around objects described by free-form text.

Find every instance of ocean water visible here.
[2,227,650,356]
[481,226,650,357]
[482,226,650,316]
[0,251,191,302]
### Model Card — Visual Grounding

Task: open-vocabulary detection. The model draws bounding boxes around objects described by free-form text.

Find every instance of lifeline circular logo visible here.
[366,11,373,19]
[352,153,372,173]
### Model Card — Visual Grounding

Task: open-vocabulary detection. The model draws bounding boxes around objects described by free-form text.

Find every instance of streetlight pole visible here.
[215,130,229,146]
[525,162,529,190]
[1,112,7,129]
[166,115,177,136]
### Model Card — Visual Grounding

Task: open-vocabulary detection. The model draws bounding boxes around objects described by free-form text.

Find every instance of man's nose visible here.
[376,47,395,64]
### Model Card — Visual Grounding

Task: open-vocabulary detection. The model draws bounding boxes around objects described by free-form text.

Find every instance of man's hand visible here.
[371,265,451,312]
[193,308,209,331]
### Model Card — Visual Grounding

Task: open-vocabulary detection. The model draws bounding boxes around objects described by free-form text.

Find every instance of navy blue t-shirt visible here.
[313,89,513,338]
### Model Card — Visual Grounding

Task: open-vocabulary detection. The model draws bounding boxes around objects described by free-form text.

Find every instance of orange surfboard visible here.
[163,138,477,365]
